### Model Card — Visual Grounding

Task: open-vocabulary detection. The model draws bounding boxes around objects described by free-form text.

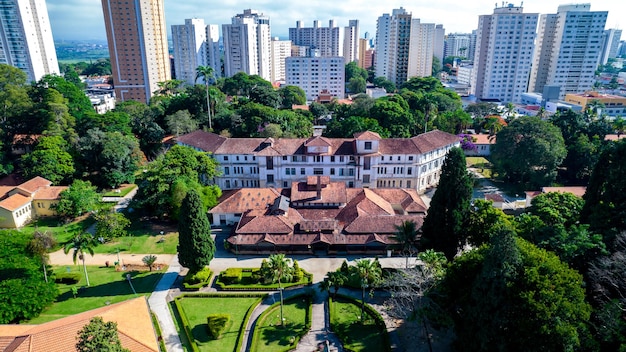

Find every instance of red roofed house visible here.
[212,176,427,254]
[177,129,460,194]
[0,176,68,228]
[524,186,587,207]
[0,297,158,352]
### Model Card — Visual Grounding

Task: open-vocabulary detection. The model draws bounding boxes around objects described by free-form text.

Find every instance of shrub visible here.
[221,268,242,284]
[183,267,212,290]
[206,314,230,339]
[292,260,304,283]
[54,272,81,284]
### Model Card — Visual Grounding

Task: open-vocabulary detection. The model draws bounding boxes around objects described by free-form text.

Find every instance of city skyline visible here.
[47,0,625,42]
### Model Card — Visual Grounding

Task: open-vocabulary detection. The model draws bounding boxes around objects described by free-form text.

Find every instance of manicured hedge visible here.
[221,268,243,284]
[54,272,82,284]
[173,298,201,352]
[215,267,313,291]
[207,314,230,339]
[183,267,213,290]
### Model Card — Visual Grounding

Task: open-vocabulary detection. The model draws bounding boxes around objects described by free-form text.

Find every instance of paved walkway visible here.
[148,256,184,352]
[293,290,343,352]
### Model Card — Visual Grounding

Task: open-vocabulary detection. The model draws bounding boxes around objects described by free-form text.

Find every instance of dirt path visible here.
[48,249,175,268]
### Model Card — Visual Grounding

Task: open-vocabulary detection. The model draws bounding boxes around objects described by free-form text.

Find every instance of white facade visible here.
[529,4,607,99]
[600,29,622,65]
[223,9,272,81]
[205,24,221,78]
[433,24,445,68]
[343,20,359,63]
[0,0,59,82]
[407,19,436,79]
[289,20,340,57]
[456,65,473,85]
[285,56,345,101]
[445,33,471,58]
[471,4,538,103]
[271,37,291,82]
[172,18,206,86]
[375,8,412,87]
[89,92,116,114]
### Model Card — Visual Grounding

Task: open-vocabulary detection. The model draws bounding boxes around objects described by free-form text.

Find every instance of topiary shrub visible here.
[207,314,230,339]
[54,272,82,284]
[292,260,304,283]
[183,267,212,290]
[221,268,243,284]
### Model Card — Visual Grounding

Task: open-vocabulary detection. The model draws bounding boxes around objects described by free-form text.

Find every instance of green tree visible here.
[0,64,32,128]
[421,147,473,260]
[355,258,382,323]
[278,85,306,108]
[324,115,389,138]
[76,317,130,352]
[177,189,214,272]
[20,135,75,185]
[82,58,112,76]
[348,77,366,94]
[27,230,56,283]
[264,254,294,326]
[63,232,98,287]
[249,85,282,108]
[94,211,130,242]
[491,116,566,189]
[372,76,396,93]
[320,271,346,299]
[392,220,419,268]
[165,109,199,136]
[196,65,215,130]
[35,74,92,119]
[54,180,100,219]
[465,199,513,246]
[345,61,368,82]
[308,102,329,123]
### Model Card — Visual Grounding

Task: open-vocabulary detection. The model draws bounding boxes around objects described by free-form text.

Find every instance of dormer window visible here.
[364,141,372,150]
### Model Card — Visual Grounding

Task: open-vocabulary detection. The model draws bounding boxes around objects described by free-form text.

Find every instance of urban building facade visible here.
[564,91,626,118]
[444,33,471,58]
[176,129,460,194]
[375,8,412,87]
[289,20,340,57]
[343,20,359,63]
[285,56,345,101]
[358,38,374,69]
[205,24,221,78]
[471,4,538,103]
[222,9,272,81]
[529,4,607,99]
[171,18,206,86]
[407,19,436,78]
[600,29,622,65]
[0,0,59,82]
[101,0,171,103]
[271,37,291,82]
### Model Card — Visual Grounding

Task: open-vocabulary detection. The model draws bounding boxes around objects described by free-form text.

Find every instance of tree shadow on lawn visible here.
[55,272,162,302]
[260,322,306,347]
[191,324,211,343]
[333,319,381,352]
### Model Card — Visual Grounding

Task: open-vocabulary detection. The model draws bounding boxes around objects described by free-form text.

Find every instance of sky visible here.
[46,0,625,42]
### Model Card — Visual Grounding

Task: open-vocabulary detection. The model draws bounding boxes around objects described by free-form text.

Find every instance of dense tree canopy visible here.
[76,317,130,352]
[177,189,215,272]
[20,135,74,184]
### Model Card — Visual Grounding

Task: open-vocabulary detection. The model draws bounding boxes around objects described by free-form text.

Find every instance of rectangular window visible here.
[266,156,274,170]
[408,156,414,161]
[282,156,288,161]
[348,168,355,176]
[364,141,372,150]
[283,181,288,187]
[407,180,411,188]
[330,156,335,162]
[223,156,229,161]
[330,168,335,175]
[267,174,274,183]
[236,156,240,161]
[314,168,323,175]
[224,167,230,175]
[300,168,305,175]
[340,156,345,162]
[363,175,370,183]
[407,167,412,175]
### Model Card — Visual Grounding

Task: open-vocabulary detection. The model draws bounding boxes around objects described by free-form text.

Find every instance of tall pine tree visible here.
[421,147,473,260]
[177,189,215,272]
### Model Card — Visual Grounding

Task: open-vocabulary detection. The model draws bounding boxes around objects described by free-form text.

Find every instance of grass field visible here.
[93,232,178,254]
[20,217,96,247]
[27,265,163,324]
[177,296,261,352]
[466,156,493,178]
[101,184,137,198]
[329,297,388,352]
[251,297,310,352]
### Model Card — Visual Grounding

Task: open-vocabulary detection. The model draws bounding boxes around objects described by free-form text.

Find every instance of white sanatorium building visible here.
[176,129,460,194]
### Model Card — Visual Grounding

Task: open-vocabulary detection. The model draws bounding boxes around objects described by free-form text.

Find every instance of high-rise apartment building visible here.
[205,24,221,78]
[0,0,59,82]
[222,9,271,81]
[433,24,445,69]
[271,37,291,82]
[529,4,607,98]
[101,0,170,103]
[343,20,359,63]
[375,8,412,87]
[285,56,345,101]
[471,4,538,103]
[444,33,471,58]
[172,18,206,86]
[358,38,374,69]
[289,20,340,57]
[408,19,436,78]
[599,29,622,65]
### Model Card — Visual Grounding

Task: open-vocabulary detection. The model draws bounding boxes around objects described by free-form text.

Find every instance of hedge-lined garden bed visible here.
[173,293,266,352]
[329,294,391,352]
[215,267,312,291]
[250,293,312,352]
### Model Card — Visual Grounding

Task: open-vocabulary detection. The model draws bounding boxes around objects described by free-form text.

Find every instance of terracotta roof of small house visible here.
[176,130,227,152]
[16,176,52,194]
[541,186,587,198]
[0,193,30,211]
[485,193,505,202]
[290,179,348,204]
[211,188,282,214]
[33,186,68,200]
[0,297,158,352]
[472,134,495,145]
[604,134,626,141]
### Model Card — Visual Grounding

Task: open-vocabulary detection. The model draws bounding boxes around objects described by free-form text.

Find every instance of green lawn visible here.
[216,268,312,290]
[251,296,310,352]
[329,297,388,352]
[101,184,137,197]
[177,296,262,352]
[466,156,493,178]
[94,232,178,254]
[20,217,96,247]
[27,265,163,324]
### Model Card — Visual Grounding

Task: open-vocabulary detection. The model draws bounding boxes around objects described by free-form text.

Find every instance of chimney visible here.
[316,175,322,200]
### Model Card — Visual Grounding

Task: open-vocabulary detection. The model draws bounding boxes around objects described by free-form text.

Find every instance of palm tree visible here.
[155,79,183,96]
[613,116,625,137]
[418,93,438,134]
[502,102,516,119]
[196,65,215,130]
[355,258,382,323]
[392,220,419,268]
[28,230,56,283]
[266,254,294,326]
[484,116,504,142]
[320,271,346,299]
[63,232,98,287]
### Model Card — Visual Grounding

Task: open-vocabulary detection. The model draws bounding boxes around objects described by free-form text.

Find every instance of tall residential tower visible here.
[222,9,271,80]
[101,0,171,103]
[172,18,206,86]
[0,0,59,82]
[289,20,341,57]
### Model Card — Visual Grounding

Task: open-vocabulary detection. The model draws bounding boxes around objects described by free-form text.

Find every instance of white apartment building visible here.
[285,56,345,101]
[0,0,59,82]
[600,29,622,65]
[172,18,206,86]
[408,19,436,78]
[223,9,272,81]
[343,20,359,64]
[456,64,473,85]
[529,4,607,99]
[375,8,412,87]
[445,33,471,58]
[289,20,340,57]
[205,24,221,78]
[471,4,538,103]
[177,129,460,194]
[271,37,291,82]
[433,24,445,68]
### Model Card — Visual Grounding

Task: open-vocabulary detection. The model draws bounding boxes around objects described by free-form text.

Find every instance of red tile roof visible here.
[33,186,68,200]
[0,193,30,211]
[16,176,52,194]
[541,186,586,198]
[353,131,382,140]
